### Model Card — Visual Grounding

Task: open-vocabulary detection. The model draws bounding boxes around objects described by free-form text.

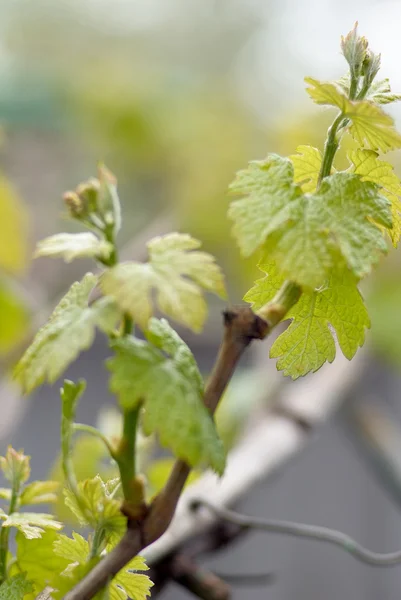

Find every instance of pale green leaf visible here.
[34,233,113,263]
[263,172,391,288]
[228,154,301,256]
[15,530,70,593]
[63,476,126,545]
[348,101,401,153]
[365,79,401,105]
[305,77,401,153]
[2,512,62,539]
[0,573,33,600]
[108,318,225,474]
[305,77,350,111]
[14,274,120,393]
[245,259,370,378]
[340,23,368,77]
[0,174,28,274]
[289,145,323,193]
[20,481,60,506]
[101,233,226,332]
[0,447,30,487]
[110,555,153,600]
[348,148,401,246]
[53,532,89,564]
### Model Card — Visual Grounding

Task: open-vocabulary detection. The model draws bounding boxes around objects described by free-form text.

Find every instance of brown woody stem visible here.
[64,296,298,599]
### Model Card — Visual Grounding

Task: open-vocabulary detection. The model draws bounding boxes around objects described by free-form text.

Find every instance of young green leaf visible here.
[101,233,226,332]
[0,573,33,600]
[53,531,90,564]
[53,533,152,600]
[15,530,70,595]
[305,77,401,153]
[365,79,401,105]
[348,148,401,246]
[229,153,391,288]
[1,512,62,539]
[19,481,60,506]
[0,447,30,488]
[14,274,120,393]
[34,233,113,263]
[63,476,126,546]
[110,555,153,600]
[228,154,301,257]
[289,145,323,193]
[264,173,391,288]
[108,318,226,474]
[245,259,370,378]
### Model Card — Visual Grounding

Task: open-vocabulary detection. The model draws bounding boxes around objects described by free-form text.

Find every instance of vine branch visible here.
[192,499,401,567]
[63,301,282,599]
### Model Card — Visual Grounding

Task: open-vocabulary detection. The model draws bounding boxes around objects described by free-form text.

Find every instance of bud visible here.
[76,178,101,214]
[361,49,381,85]
[97,163,121,236]
[341,22,368,78]
[63,191,84,217]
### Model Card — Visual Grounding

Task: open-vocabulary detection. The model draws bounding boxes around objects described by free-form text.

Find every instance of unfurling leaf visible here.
[245,258,370,378]
[63,476,126,546]
[365,79,401,105]
[340,22,368,79]
[229,157,392,288]
[0,447,30,488]
[305,77,401,153]
[14,274,120,393]
[0,573,33,600]
[20,481,60,506]
[34,233,113,263]
[1,512,62,539]
[108,318,226,474]
[101,233,226,332]
[348,149,401,246]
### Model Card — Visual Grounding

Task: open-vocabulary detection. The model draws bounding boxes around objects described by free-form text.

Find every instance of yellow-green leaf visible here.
[101,233,226,332]
[305,77,401,153]
[348,148,401,246]
[14,274,120,393]
[289,145,323,193]
[245,259,370,378]
[20,481,60,506]
[1,512,62,539]
[110,555,153,600]
[34,233,113,263]
[228,154,301,257]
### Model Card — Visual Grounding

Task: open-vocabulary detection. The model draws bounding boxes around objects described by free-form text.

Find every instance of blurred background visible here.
[1,0,401,598]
